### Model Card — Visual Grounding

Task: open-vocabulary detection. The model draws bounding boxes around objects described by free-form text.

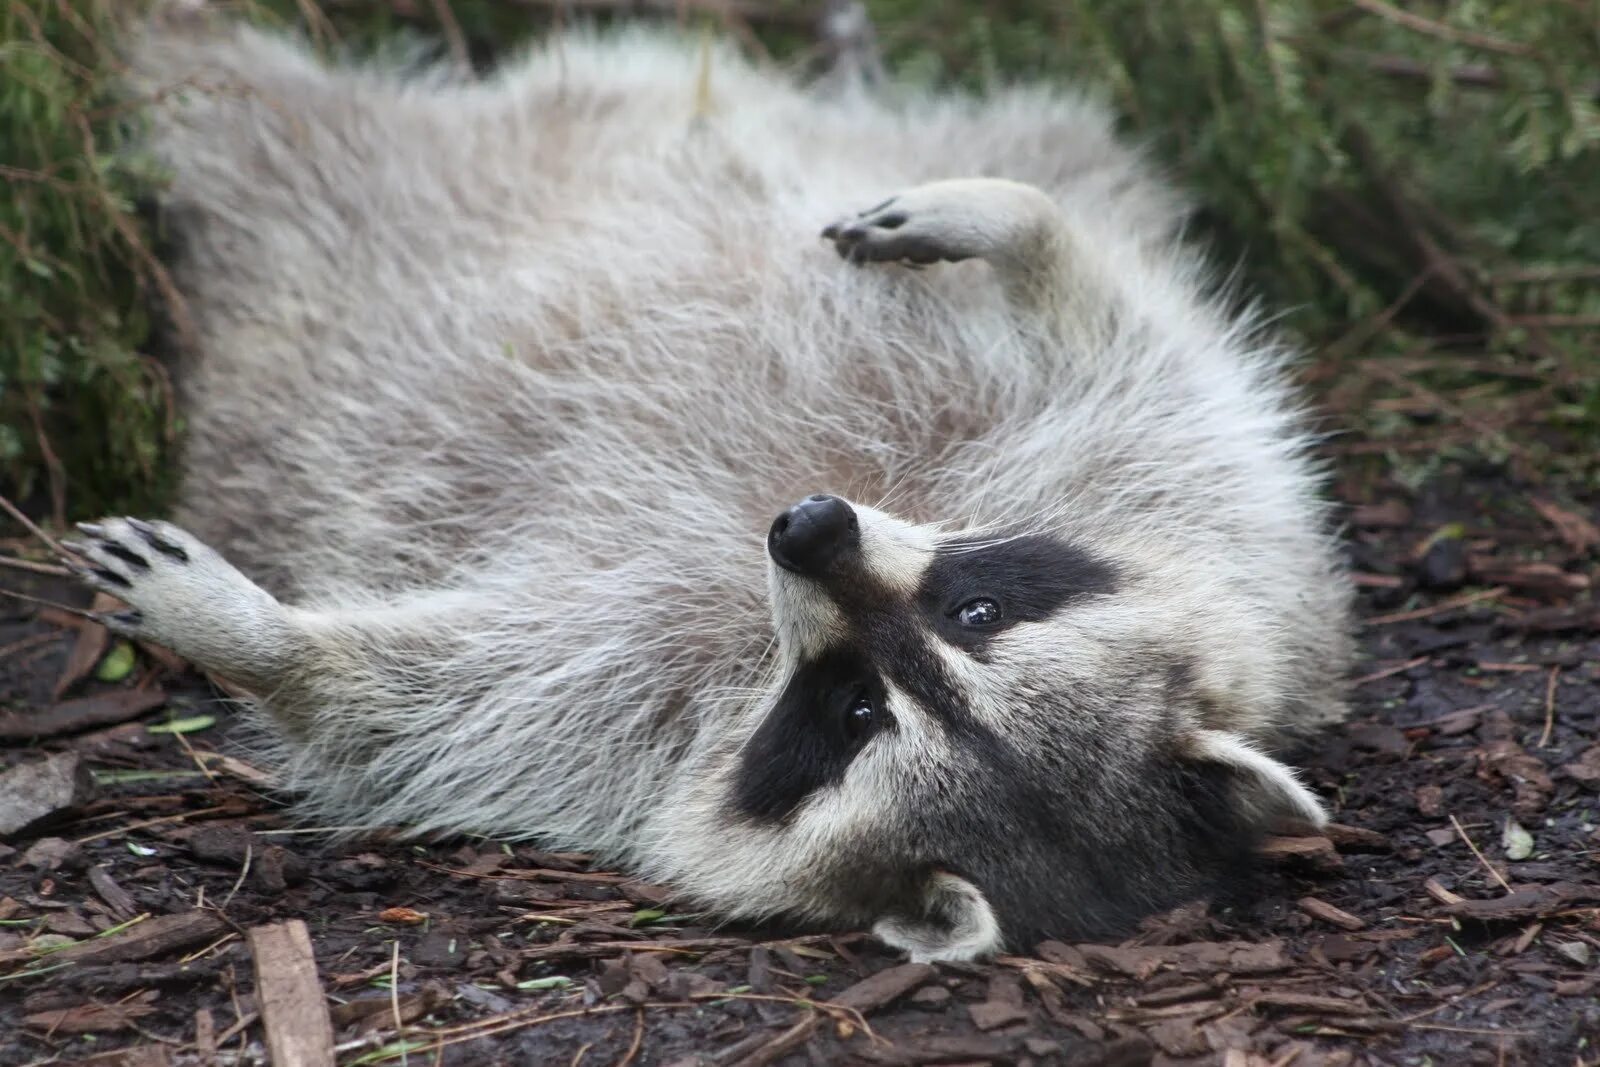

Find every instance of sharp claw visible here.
[76,521,106,538]
[90,566,131,589]
[126,517,188,561]
[60,539,94,558]
[101,541,151,571]
[103,609,144,628]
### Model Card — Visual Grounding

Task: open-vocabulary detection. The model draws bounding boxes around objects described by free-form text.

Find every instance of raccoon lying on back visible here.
[72,12,1352,960]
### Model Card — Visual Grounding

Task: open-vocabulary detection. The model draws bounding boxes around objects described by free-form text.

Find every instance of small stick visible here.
[0,492,72,558]
[1362,586,1507,627]
[221,842,252,910]
[1449,813,1513,894]
[1351,656,1428,687]
[614,1008,646,1067]
[1349,0,1532,57]
[1538,667,1560,748]
[0,554,73,577]
[390,939,404,1046]
[0,586,99,621]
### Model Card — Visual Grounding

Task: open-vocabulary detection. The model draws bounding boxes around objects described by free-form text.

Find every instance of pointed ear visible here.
[873,871,1003,963]
[1186,729,1327,832]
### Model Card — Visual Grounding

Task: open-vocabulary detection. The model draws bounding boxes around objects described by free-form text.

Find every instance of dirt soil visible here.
[3,466,1599,1067]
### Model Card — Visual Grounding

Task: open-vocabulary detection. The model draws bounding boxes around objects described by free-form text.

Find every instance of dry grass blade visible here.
[1538,666,1559,748]
[1449,814,1513,895]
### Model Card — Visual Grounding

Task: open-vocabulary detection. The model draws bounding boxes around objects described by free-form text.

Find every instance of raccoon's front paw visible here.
[62,518,293,682]
[822,194,971,267]
[822,179,1061,272]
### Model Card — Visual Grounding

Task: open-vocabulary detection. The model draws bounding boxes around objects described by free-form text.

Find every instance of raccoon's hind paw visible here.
[61,518,293,684]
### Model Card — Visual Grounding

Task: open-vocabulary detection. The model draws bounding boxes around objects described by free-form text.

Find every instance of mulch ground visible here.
[3,466,1599,1067]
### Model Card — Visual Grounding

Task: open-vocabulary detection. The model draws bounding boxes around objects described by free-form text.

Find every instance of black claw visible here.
[126,517,188,561]
[103,609,144,628]
[101,541,151,571]
[91,567,131,589]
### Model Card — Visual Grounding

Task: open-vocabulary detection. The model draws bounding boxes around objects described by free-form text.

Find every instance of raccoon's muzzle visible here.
[768,494,860,577]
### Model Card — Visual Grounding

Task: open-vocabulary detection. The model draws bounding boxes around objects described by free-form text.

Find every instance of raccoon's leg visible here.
[63,518,474,742]
[822,179,1101,333]
[65,518,299,693]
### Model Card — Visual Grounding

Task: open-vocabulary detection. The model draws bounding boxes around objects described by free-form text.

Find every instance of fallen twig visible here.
[1361,586,1507,627]
[1449,813,1512,894]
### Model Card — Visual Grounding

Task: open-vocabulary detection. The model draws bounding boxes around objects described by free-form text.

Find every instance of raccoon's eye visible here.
[954,598,1002,627]
[842,693,876,741]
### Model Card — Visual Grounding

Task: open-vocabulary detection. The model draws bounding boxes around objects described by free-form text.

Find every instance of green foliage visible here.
[866,0,1599,346]
[2,0,177,522]
[3,0,1596,522]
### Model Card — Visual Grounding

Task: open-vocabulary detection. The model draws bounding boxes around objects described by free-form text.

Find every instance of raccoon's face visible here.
[657,494,1327,962]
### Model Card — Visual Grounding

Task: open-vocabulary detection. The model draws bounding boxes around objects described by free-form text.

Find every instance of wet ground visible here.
[2,466,1598,1066]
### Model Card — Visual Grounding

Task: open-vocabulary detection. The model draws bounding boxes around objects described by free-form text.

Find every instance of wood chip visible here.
[1248,990,1370,1015]
[1322,823,1391,850]
[1258,835,1342,871]
[830,962,936,1013]
[1445,883,1600,922]
[56,911,227,966]
[1298,896,1366,931]
[0,689,168,741]
[248,920,335,1067]
[88,866,139,920]
[1424,877,1466,906]
[1530,497,1600,554]
[22,1001,158,1034]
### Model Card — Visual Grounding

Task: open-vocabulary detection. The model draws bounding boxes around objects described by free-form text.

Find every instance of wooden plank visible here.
[248,920,335,1067]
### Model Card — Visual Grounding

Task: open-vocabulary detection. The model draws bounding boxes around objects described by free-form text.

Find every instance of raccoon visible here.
[68,11,1353,961]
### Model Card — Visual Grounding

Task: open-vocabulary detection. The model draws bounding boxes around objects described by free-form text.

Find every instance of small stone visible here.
[1417,537,1467,590]
[412,929,466,970]
[909,985,951,1008]
[19,837,81,871]
[1415,785,1445,817]
[1555,942,1592,967]
[0,753,95,839]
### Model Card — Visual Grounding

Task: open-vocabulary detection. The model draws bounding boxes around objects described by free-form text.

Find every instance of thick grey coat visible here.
[74,14,1352,960]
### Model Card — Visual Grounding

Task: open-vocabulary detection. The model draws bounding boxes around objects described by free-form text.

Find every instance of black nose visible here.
[768,494,859,576]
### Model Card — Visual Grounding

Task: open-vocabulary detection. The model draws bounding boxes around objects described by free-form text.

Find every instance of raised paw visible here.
[821,178,1063,276]
[821,196,969,267]
[60,517,293,683]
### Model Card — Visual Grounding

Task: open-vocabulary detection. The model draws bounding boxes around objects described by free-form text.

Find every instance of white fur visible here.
[95,19,1353,959]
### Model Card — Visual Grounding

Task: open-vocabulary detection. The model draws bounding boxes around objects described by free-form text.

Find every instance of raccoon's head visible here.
[655,494,1327,962]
